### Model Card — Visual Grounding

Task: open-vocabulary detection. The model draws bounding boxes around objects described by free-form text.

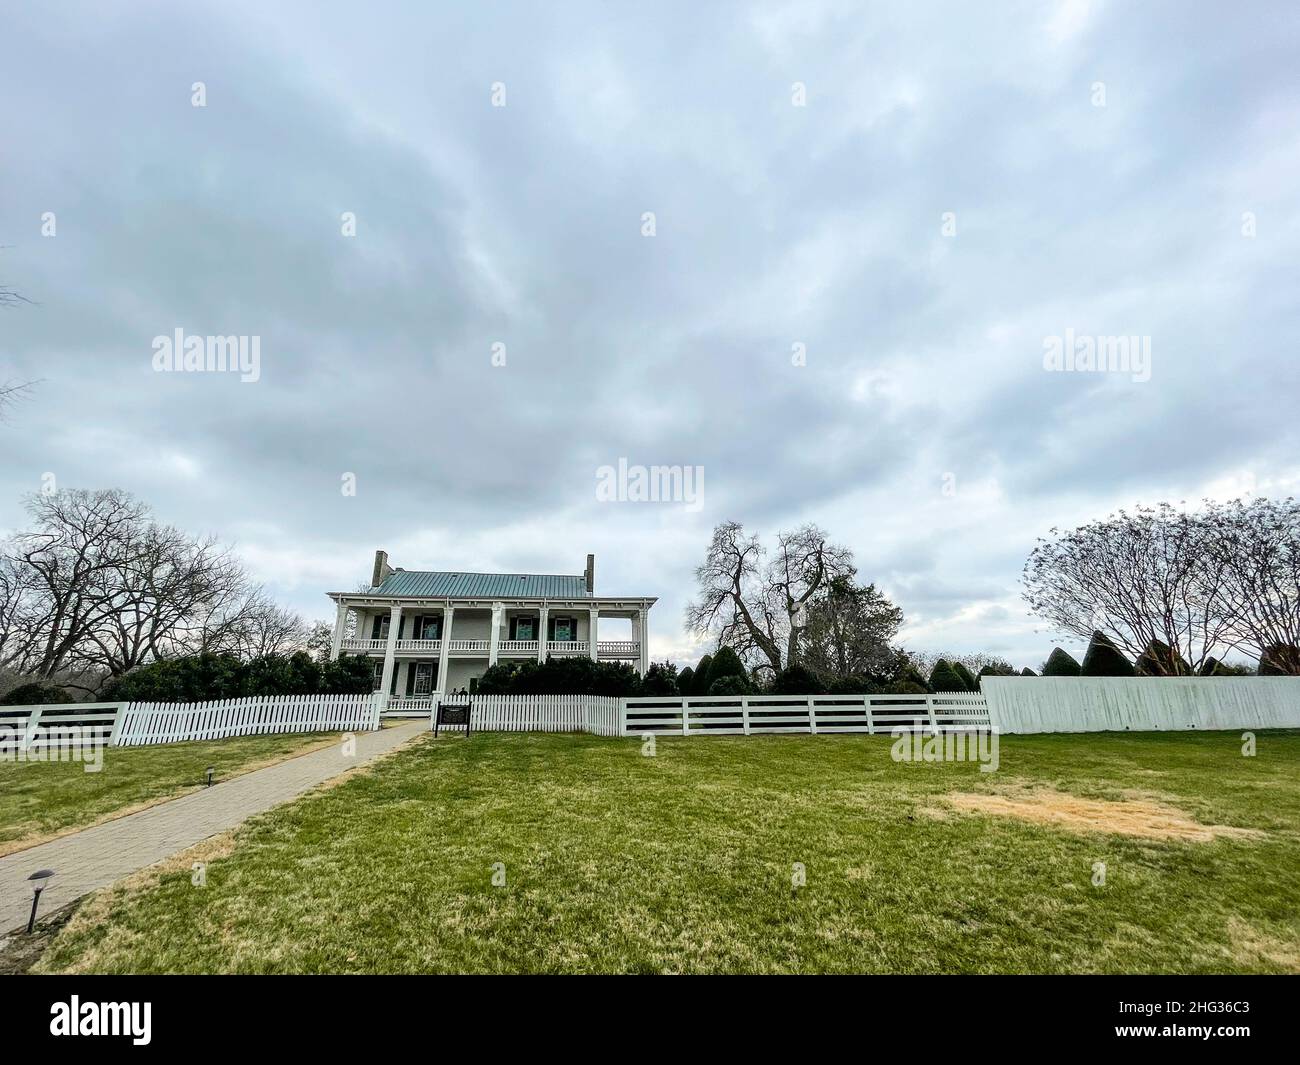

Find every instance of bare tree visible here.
[7,489,152,679]
[0,487,310,689]
[1206,498,1300,673]
[1022,502,1243,675]
[0,380,35,422]
[686,521,854,673]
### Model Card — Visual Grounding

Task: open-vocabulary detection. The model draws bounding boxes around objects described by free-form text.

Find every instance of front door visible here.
[413,661,436,695]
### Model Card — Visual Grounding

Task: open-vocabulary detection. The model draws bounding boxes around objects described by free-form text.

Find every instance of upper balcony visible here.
[339,637,640,660]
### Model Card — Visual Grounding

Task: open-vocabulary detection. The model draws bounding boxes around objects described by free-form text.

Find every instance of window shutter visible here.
[547,616,555,641]
[509,616,518,640]
[371,615,382,640]
[406,663,416,696]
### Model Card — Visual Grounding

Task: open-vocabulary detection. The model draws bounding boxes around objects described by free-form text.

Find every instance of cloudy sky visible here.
[2,0,1298,670]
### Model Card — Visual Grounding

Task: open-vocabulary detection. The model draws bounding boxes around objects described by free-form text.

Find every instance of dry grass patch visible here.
[937,786,1266,843]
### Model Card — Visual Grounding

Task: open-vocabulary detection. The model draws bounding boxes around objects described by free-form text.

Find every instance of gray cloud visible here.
[2,0,1298,670]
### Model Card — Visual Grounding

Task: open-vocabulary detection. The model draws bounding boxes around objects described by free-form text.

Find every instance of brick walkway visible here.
[0,721,427,934]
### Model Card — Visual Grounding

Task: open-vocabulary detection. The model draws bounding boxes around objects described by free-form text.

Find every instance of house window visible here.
[513,617,535,640]
[372,614,391,640]
[416,616,442,640]
[371,660,384,692]
[553,617,574,642]
[413,662,435,695]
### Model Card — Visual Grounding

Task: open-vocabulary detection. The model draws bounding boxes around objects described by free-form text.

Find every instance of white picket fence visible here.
[112,693,384,745]
[622,693,992,736]
[470,694,622,737]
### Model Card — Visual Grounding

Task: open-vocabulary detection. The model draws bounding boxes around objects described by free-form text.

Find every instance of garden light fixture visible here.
[26,868,55,934]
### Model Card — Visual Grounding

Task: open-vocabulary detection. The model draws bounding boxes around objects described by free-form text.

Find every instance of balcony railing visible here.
[397,638,441,653]
[342,638,640,660]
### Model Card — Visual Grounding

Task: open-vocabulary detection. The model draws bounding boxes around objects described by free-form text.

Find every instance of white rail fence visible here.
[8,679,1296,749]
[622,693,991,736]
[0,702,125,751]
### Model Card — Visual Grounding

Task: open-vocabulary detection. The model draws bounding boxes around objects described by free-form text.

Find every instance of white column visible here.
[489,601,503,665]
[537,605,549,663]
[588,607,600,661]
[638,607,649,675]
[437,605,454,692]
[329,600,349,660]
[379,603,402,696]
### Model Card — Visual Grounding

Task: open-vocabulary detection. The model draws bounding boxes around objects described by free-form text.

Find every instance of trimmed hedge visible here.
[1042,648,1082,677]
[100,652,374,702]
[475,656,643,696]
[951,662,978,692]
[689,655,714,696]
[771,663,826,695]
[706,647,748,690]
[0,682,73,706]
[1080,631,1135,677]
[927,659,967,692]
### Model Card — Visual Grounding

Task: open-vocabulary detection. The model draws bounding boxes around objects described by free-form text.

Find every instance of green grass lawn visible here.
[0,732,341,856]
[35,729,1300,974]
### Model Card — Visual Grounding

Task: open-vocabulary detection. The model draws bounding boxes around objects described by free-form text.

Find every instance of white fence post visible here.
[107,702,126,747]
[807,695,817,735]
[741,696,750,736]
[19,704,44,752]
[927,695,940,736]
[681,698,690,736]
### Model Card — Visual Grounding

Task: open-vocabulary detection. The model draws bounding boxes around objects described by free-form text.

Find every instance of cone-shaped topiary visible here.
[1080,631,1135,676]
[690,655,713,695]
[951,661,978,691]
[706,646,747,688]
[1199,656,1220,677]
[1020,667,1037,676]
[1042,648,1082,676]
[677,666,694,694]
[928,658,968,692]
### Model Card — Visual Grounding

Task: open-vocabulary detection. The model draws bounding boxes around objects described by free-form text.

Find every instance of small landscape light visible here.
[26,868,55,934]
[205,766,215,787]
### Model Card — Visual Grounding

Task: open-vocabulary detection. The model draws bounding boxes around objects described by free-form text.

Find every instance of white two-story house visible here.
[327,551,656,700]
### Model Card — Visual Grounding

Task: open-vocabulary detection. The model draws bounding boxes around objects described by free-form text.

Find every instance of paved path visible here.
[0,721,427,933]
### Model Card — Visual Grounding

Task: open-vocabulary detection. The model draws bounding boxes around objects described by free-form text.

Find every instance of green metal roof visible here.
[369,570,590,599]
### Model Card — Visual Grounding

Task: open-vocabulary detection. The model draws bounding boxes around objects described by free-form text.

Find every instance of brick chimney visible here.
[372,550,394,588]
[584,553,595,594]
